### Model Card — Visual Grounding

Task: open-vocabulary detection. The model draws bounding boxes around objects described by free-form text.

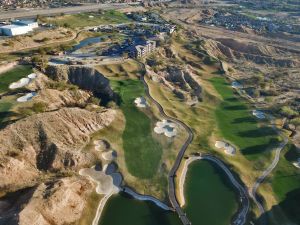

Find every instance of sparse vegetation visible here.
[46,81,78,91]
[280,106,298,118]
[18,101,48,116]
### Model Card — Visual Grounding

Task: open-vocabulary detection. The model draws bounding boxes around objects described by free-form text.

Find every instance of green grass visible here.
[111,79,162,179]
[256,144,300,225]
[272,144,300,201]
[210,77,278,160]
[0,65,32,94]
[0,96,21,128]
[44,10,130,28]
[0,100,13,124]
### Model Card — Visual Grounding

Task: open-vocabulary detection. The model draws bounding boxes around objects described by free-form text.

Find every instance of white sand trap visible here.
[17,92,37,102]
[134,97,147,108]
[252,110,266,119]
[215,141,236,155]
[79,167,121,194]
[27,73,37,79]
[154,119,177,138]
[9,78,30,89]
[101,150,117,161]
[94,139,110,152]
[231,81,242,89]
[293,158,300,169]
[9,73,37,89]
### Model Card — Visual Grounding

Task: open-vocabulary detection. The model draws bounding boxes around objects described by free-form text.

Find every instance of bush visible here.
[290,117,300,128]
[89,97,101,105]
[280,106,298,118]
[32,102,48,113]
[107,101,118,109]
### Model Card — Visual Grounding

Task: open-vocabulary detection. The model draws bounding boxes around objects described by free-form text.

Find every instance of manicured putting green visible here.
[210,77,278,160]
[111,79,162,179]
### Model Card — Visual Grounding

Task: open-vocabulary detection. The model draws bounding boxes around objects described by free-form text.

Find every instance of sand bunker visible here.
[94,139,110,152]
[215,141,236,155]
[293,158,300,169]
[252,110,266,119]
[231,81,242,89]
[17,92,37,102]
[154,119,177,138]
[9,73,37,89]
[101,150,117,161]
[79,166,122,195]
[134,97,147,108]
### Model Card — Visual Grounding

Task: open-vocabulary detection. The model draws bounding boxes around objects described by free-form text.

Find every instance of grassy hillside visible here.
[210,76,279,160]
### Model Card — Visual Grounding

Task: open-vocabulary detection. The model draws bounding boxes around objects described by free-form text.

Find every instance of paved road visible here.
[141,74,250,225]
[141,74,193,225]
[0,3,140,20]
[250,135,288,216]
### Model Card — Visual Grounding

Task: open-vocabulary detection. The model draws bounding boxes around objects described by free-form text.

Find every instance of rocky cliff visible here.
[45,65,115,105]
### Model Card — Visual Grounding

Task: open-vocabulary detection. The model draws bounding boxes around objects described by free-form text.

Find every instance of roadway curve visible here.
[140,74,250,225]
[250,136,288,216]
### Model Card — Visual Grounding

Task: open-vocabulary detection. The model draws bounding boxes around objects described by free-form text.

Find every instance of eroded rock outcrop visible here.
[0,107,115,192]
[146,65,202,105]
[0,177,94,225]
[45,65,115,104]
[18,177,93,225]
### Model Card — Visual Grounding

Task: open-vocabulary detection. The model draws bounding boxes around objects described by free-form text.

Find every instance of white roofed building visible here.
[0,24,32,36]
[0,19,38,36]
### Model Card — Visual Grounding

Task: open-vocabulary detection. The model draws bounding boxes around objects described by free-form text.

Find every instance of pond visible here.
[183,160,239,225]
[99,193,182,225]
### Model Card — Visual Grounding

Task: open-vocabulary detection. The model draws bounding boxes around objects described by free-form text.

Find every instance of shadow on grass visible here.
[223,105,248,110]
[256,188,300,225]
[224,97,239,102]
[241,138,279,155]
[237,127,276,138]
[232,116,257,124]
[0,111,21,129]
[284,144,300,162]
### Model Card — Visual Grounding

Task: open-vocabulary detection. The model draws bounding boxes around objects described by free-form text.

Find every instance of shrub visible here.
[32,102,48,113]
[107,101,118,109]
[280,106,298,118]
[290,117,300,128]
[89,97,101,105]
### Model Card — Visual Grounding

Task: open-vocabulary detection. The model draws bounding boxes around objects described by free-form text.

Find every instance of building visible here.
[0,19,38,36]
[0,24,32,36]
[12,20,39,29]
[131,40,157,58]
